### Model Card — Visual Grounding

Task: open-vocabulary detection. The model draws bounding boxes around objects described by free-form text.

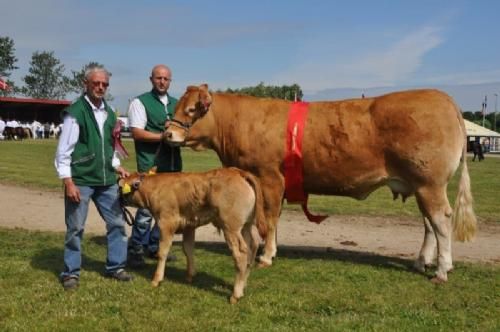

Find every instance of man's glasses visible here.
[91,81,109,88]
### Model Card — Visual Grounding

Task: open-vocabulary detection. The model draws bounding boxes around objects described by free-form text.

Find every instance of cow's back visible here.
[301,89,463,197]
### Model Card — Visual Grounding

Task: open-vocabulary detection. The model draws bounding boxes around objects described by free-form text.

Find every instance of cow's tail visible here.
[240,170,268,240]
[452,114,477,242]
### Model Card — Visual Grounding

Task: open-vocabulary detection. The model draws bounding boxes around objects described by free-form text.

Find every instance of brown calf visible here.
[119,167,266,303]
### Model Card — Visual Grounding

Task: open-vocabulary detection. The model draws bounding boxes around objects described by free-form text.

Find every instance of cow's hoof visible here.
[257,261,271,269]
[151,280,160,287]
[256,256,272,269]
[430,276,447,284]
[229,295,239,304]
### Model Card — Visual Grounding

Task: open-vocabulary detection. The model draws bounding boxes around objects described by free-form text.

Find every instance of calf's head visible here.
[118,168,157,207]
[118,172,143,207]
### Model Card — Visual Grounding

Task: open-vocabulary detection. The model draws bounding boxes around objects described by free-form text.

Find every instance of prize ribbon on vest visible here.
[112,120,129,159]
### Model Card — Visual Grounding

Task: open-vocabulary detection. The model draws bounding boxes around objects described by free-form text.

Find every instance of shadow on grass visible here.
[29,235,232,298]
[191,241,419,275]
[30,246,123,278]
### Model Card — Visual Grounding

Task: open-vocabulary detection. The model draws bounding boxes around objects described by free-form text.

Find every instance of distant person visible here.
[472,140,484,162]
[0,116,5,139]
[43,122,50,139]
[127,64,182,267]
[54,65,133,290]
[483,138,490,153]
[49,122,55,138]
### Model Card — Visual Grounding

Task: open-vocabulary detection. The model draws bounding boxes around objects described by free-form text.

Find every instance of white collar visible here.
[84,95,106,112]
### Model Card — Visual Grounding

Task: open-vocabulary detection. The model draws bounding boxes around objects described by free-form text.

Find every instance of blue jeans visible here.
[61,184,128,279]
[129,208,160,255]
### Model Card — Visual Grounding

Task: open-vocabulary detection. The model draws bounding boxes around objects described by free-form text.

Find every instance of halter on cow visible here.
[164,84,477,283]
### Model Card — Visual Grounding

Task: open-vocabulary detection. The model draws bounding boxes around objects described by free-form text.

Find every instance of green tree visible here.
[0,36,19,96]
[22,51,70,99]
[221,82,303,101]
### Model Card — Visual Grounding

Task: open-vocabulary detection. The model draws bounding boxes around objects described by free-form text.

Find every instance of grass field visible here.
[0,139,499,331]
[0,139,499,221]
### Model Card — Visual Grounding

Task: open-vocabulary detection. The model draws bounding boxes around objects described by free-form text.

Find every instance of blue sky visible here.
[2,0,500,113]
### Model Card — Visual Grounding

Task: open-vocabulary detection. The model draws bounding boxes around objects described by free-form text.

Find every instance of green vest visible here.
[66,96,117,186]
[134,91,182,173]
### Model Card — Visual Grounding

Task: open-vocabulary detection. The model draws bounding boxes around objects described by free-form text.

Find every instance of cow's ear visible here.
[187,85,198,92]
[118,178,125,187]
[199,83,212,113]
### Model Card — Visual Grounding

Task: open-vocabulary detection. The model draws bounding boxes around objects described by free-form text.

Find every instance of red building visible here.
[0,96,71,124]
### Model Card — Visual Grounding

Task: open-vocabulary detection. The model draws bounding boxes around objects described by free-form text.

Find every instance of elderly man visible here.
[54,65,133,290]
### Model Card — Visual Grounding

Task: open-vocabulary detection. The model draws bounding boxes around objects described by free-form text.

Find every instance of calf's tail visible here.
[239,170,268,239]
[452,116,477,241]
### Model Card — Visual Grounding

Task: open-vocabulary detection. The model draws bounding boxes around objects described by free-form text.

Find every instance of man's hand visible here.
[116,166,130,179]
[63,178,80,203]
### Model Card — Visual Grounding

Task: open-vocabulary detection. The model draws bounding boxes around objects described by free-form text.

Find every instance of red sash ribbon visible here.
[284,102,327,224]
[112,120,129,159]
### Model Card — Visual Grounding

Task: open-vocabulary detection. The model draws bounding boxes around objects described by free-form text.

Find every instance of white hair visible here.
[84,65,111,81]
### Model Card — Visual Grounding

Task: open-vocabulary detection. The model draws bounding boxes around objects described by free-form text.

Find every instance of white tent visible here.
[464,119,500,153]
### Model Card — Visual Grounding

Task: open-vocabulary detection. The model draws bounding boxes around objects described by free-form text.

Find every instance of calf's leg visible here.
[152,222,175,287]
[182,227,196,283]
[223,228,248,304]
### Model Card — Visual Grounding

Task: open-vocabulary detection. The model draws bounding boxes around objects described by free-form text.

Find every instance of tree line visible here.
[462,111,499,133]
[1,35,303,102]
[0,36,108,100]
[220,82,303,101]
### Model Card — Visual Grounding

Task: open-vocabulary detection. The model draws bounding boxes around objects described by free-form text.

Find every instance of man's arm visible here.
[128,98,164,142]
[54,115,81,203]
[130,127,163,142]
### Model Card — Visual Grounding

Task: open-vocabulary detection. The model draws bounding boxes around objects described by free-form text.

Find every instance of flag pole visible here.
[482,95,487,127]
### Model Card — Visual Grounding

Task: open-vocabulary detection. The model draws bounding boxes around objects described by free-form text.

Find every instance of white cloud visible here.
[274,25,444,91]
[421,69,500,86]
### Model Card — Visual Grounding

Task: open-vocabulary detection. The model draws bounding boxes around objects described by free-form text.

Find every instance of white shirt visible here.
[0,120,5,134]
[6,120,19,127]
[128,94,169,129]
[54,95,120,179]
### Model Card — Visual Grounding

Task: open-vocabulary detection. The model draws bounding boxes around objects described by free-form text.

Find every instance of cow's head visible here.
[164,84,213,149]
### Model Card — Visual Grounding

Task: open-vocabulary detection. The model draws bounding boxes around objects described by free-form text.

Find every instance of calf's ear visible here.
[118,178,125,187]
[132,179,141,190]
[148,166,157,175]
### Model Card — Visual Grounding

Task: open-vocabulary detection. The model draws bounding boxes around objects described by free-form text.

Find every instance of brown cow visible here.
[164,84,477,283]
[118,167,266,303]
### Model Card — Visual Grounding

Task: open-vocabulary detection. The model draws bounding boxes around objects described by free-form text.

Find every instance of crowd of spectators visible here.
[0,116,62,140]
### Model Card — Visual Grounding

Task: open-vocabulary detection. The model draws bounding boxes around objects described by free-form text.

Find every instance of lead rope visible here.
[119,194,135,226]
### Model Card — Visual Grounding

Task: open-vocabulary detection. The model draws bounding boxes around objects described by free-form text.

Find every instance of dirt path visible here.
[1,183,499,264]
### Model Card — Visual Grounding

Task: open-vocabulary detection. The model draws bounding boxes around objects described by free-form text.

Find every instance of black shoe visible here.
[62,275,79,291]
[128,253,146,269]
[106,269,134,282]
[148,250,177,262]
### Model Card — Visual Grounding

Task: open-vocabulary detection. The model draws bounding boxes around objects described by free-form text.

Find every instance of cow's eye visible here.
[186,107,197,116]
